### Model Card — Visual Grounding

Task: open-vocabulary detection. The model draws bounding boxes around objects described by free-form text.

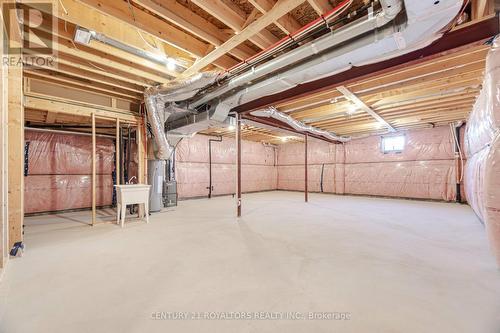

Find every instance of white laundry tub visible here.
[115,184,151,227]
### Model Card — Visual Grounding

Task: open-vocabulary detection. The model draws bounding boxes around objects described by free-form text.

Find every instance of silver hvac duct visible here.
[250,107,350,142]
[144,72,218,159]
[190,0,463,110]
[144,0,463,153]
[191,0,404,108]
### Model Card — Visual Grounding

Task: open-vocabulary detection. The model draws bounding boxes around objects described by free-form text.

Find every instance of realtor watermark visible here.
[151,311,352,321]
[2,0,57,67]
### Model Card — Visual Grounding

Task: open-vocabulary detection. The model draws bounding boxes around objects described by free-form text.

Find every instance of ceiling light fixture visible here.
[166,57,177,71]
[74,26,92,45]
[347,105,357,115]
[74,26,181,73]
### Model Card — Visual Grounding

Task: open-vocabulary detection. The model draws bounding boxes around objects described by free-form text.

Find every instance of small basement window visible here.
[382,135,405,153]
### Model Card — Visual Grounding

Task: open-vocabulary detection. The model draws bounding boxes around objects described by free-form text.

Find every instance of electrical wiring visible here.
[450,123,465,183]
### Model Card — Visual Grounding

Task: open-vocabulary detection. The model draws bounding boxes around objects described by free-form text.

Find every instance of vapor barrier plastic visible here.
[277,140,343,165]
[344,160,456,201]
[24,130,115,213]
[25,175,113,214]
[277,164,345,194]
[25,130,114,174]
[345,127,455,163]
[176,135,275,165]
[175,135,277,198]
[464,37,500,266]
[465,39,500,156]
[276,127,457,201]
[176,163,277,198]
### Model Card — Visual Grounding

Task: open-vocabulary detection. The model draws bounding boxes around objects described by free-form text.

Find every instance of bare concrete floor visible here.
[1,191,499,333]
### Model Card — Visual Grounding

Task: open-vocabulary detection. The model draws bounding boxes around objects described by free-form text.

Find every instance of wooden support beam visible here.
[24,94,142,123]
[24,62,145,94]
[136,120,145,217]
[236,113,242,217]
[193,0,246,32]
[307,0,332,16]
[24,71,143,102]
[140,119,147,186]
[248,0,302,34]
[45,111,57,123]
[91,112,96,226]
[137,123,143,184]
[191,0,279,49]
[1,28,8,267]
[242,8,260,29]
[133,0,255,61]
[337,86,396,132]
[7,64,23,250]
[23,48,154,87]
[183,0,306,76]
[472,0,494,20]
[116,118,120,186]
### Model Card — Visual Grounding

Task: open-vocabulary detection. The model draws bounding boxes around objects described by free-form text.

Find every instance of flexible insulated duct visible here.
[144,73,217,159]
[191,0,463,109]
[192,0,404,107]
[144,0,463,155]
[250,107,350,142]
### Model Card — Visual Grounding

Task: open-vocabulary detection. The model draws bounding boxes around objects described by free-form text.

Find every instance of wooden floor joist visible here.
[24,94,142,123]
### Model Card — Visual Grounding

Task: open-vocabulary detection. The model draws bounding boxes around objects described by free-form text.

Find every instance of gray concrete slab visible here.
[1,191,499,332]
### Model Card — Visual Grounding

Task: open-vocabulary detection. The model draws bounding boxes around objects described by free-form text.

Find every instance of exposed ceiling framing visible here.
[20,0,497,142]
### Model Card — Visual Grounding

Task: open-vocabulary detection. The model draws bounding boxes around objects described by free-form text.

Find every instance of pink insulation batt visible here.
[464,38,500,267]
[25,175,113,213]
[277,126,457,201]
[175,135,277,198]
[24,130,115,213]
[25,130,114,175]
[343,127,456,201]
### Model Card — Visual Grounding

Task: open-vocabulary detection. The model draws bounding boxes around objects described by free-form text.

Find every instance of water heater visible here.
[147,160,166,212]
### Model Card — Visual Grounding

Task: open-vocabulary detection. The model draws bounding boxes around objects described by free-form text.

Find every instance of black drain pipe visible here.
[320,163,325,193]
[207,136,222,198]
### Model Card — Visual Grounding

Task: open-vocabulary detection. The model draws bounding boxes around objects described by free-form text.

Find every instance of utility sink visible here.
[114,184,151,227]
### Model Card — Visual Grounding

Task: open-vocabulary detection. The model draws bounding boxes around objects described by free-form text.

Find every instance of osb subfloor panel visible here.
[1,192,500,333]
